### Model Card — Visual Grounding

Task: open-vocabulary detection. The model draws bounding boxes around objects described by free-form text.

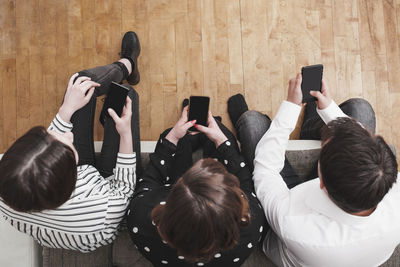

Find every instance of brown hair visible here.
[0,126,77,212]
[320,117,398,213]
[151,158,250,263]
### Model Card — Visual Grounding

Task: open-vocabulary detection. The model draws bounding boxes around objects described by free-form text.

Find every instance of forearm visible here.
[119,133,134,154]
[253,101,301,227]
[58,104,75,124]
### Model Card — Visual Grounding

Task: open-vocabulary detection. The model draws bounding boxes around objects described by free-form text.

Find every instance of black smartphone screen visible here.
[301,64,323,103]
[188,96,210,131]
[104,82,129,117]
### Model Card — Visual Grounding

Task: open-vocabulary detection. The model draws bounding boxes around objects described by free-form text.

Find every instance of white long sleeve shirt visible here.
[0,114,136,252]
[253,100,400,267]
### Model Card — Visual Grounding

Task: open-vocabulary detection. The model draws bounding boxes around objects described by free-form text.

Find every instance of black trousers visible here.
[68,62,142,178]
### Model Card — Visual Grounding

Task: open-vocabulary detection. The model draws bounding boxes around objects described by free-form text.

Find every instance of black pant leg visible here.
[97,87,142,178]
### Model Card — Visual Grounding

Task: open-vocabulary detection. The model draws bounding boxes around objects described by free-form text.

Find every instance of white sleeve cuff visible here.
[116,153,136,168]
[316,101,347,124]
[49,114,73,133]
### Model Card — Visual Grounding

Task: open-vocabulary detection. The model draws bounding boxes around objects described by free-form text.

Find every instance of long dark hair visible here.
[0,126,77,212]
[151,158,250,263]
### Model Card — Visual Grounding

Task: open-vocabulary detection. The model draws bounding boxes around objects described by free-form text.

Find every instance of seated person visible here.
[126,102,267,266]
[0,31,142,252]
[228,74,400,267]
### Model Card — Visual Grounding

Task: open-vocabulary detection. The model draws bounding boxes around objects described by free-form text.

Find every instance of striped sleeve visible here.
[110,153,136,198]
[48,114,73,133]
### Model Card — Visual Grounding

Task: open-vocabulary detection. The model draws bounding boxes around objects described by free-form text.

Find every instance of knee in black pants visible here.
[339,98,376,134]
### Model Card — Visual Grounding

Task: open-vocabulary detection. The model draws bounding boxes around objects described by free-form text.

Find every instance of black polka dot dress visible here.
[127,125,267,267]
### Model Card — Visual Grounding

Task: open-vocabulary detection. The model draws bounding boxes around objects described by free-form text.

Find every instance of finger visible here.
[84,87,95,101]
[309,90,324,100]
[295,73,302,88]
[108,108,120,122]
[68,73,79,88]
[179,106,189,123]
[75,76,91,85]
[194,123,210,134]
[181,106,189,120]
[207,111,214,125]
[289,77,296,88]
[183,120,196,132]
[321,79,330,96]
[123,96,132,116]
[207,112,218,127]
[79,81,100,93]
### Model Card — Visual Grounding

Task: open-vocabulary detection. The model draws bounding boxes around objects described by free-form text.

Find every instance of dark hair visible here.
[151,158,250,263]
[320,117,398,213]
[0,126,77,212]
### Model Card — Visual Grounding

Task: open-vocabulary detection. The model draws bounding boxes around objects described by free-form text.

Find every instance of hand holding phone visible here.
[107,96,133,137]
[301,64,323,103]
[194,112,228,148]
[309,79,332,110]
[188,96,210,132]
[165,106,196,145]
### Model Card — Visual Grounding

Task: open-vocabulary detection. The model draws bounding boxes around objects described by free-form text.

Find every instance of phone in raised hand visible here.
[301,64,323,103]
[188,96,210,132]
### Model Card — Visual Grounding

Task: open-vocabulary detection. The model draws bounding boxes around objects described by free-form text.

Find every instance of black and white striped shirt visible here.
[0,114,136,252]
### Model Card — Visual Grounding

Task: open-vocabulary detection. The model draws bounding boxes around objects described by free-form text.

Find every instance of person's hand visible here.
[309,79,332,109]
[59,73,100,122]
[108,96,133,137]
[165,106,196,145]
[287,73,303,106]
[194,112,228,148]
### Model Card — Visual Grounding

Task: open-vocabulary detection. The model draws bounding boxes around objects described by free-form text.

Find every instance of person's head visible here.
[0,126,78,212]
[319,117,398,213]
[151,158,250,263]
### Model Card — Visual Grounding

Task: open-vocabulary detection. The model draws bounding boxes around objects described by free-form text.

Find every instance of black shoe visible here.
[121,31,141,85]
[228,93,248,126]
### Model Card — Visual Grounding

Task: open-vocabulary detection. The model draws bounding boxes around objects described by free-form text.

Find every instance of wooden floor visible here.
[1,0,400,161]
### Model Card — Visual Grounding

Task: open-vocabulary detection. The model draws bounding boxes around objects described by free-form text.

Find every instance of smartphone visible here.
[301,64,323,103]
[103,82,129,117]
[188,96,210,132]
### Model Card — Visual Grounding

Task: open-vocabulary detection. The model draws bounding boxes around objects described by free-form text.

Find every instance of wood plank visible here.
[55,0,69,109]
[201,0,218,112]
[28,0,44,129]
[1,0,16,59]
[15,0,31,137]
[383,0,400,93]
[214,0,231,124]
[41,0,58,125]
[2,59,17,149]
[318,1,337,97]
[227,0,244,97]
[240,0,270,115]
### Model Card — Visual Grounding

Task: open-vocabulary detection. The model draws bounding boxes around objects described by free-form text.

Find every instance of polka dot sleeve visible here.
[215,140,254,192]
[134,137,177,194]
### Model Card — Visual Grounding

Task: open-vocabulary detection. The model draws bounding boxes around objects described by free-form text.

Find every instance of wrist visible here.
[165,131,179,145]
[58,105,75,123]
[215,136,228,148]
[119,131,132,140]
[119,134,133,154]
